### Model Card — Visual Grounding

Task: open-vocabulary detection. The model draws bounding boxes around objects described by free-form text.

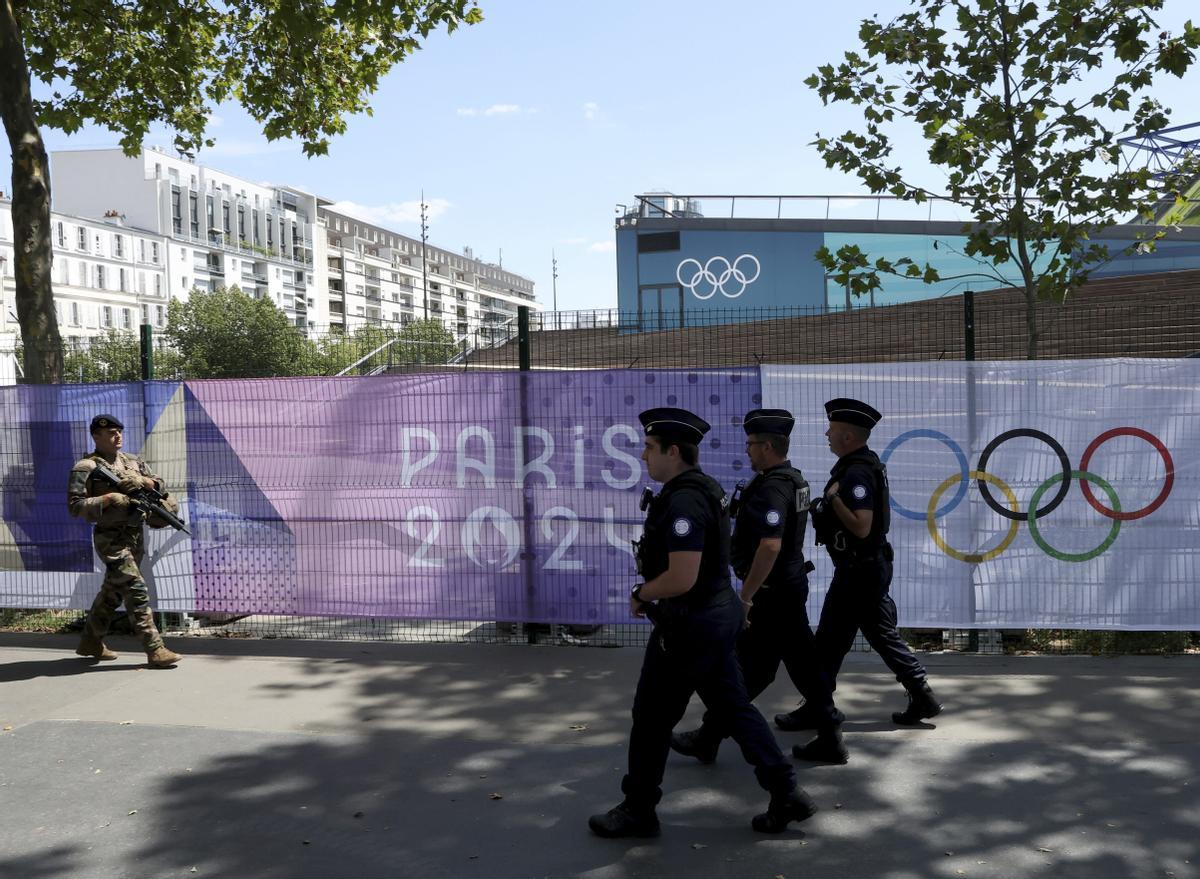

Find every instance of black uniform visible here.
[691,461,841,746]
[622,467,796,811]
[811,446,928,687]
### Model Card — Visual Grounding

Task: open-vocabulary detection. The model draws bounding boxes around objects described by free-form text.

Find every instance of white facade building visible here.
[1,196,171,380]
[50,147,322,330]
[321,208,538,340]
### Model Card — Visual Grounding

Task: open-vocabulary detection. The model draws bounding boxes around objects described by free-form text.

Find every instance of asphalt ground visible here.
[1,633,1197,879]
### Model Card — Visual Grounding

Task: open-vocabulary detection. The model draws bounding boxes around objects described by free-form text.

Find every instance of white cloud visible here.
[484,103,522,116]
[588,240,615,253]
[456,107,478,117]
[561,236,588,246]
[327,198,452,228]
[583,102,600,121]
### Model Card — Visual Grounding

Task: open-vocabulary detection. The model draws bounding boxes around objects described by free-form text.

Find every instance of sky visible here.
[3,0,1199,312]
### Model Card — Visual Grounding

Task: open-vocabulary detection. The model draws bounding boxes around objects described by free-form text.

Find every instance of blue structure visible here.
[614,194,1200,331]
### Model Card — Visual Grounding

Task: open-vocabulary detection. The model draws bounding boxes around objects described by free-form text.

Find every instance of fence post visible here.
[518,305,531,371]
[963,290,975,362]
[139,323,154,380]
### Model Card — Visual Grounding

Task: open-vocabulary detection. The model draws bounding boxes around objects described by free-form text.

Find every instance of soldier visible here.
[670,408,848,765]
[589,407,817,839]
[780,398,940,727]
[68,414,182,669]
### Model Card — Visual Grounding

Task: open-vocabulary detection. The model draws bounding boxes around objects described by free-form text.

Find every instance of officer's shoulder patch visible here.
[673,517,692,537]
[852,484,868,500]
[765,509,782,526]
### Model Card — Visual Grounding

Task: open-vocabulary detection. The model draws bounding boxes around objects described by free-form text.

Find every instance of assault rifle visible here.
[92,462,190,534]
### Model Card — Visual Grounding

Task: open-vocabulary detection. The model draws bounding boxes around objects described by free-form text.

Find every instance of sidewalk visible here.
[1,633,1197,879]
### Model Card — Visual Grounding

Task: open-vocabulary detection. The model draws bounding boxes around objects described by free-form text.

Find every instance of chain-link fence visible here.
[3,270,1199,654]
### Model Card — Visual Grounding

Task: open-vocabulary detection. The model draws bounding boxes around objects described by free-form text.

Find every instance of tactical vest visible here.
[813,447,890,562]
[635,469,731,608]
[730,464,811,585]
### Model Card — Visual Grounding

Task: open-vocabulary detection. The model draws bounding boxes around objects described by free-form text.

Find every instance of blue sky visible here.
[4,0,1199,311]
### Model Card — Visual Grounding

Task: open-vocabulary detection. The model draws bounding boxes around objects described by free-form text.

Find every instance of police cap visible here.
[743,408,794,437]
[639,407,710,446]
[89,414,125,433]
[825,398,881,430]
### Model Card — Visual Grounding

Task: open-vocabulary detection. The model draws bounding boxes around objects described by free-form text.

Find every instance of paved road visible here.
[1,633,1197,879]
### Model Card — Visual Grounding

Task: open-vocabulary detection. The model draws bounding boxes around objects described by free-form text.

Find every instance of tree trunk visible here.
[0,0,62,383]
[1024,283,1038,360]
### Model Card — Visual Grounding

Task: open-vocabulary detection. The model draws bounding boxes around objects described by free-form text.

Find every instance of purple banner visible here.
[186,369,761,622]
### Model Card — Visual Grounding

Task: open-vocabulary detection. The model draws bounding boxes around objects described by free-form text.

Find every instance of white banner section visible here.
[763,360,1199,630]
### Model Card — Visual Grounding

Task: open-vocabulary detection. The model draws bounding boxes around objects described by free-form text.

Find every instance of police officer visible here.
[670,408,848,765]
[588,407,817,838]
[68,414,183,668]
[781,398,941,726]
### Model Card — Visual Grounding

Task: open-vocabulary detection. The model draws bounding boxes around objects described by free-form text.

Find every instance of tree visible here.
[0,1,482,383]
[62,329,140,383]
[807,0,1200,358]
[165,286,314,378]
[315,319,460,375]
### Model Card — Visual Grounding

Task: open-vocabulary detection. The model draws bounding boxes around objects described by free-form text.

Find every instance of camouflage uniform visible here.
[67,451,166,652]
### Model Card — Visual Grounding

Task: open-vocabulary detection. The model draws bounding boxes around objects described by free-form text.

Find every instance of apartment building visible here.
[321,207,538,339]
[50,147,324,330]
[1,196,170,350]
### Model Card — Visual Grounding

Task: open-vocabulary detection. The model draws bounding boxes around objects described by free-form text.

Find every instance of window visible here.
[95,265,105,289]
[138,272,146,294]
[139,239,146,263]
[154,275,163,296]
[118,268,127,292]
[238,206,246,242]
[56,222,65,247]
[181,276,189,290]
[155,305,165,326]
[189,191,199,236]
[151,242,160,264]
[114,235,124,258]
[141,305,149,325]
[171,188,182,234]
[70,302,80,325]
[77,227,87,250]
[253,209,260,245]
[77,262,87,286]
[121,308,131,329]
[102,306,113,327]
[222,203,231,234]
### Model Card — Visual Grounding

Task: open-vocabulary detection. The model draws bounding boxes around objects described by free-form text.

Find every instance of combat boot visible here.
[791,727,849,764]
[669,727,721,764]
[146,646,183,668]
[775,702,845,731]
[75,635,118,661]
[588,801,661,838]
[892,680,942,725]
[751,786,818,833]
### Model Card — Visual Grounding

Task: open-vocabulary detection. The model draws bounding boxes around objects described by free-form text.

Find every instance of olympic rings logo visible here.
[675,254,760,300]
[881,427,1175,563]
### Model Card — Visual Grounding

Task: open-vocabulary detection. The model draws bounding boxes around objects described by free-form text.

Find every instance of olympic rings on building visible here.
[675,254,761,300]
[880,426,1173,563]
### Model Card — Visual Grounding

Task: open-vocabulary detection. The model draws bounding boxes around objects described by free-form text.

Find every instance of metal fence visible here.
[4,275,1200,654]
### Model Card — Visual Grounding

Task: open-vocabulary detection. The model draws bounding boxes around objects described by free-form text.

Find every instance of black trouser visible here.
[622,593,795,810]
[697,583,840,736]
[815,555,927,689]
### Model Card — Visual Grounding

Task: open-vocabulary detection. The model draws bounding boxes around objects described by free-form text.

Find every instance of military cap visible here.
[639,407,710,446]
[89,414,125,433]
[824,398,882,430]
[743,408,794,437]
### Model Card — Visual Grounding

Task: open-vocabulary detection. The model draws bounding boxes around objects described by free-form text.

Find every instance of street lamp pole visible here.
[420,190,429,320]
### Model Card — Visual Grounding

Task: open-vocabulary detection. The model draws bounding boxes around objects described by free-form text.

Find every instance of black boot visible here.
[892,681,942,725]
[775,702,845,731]
[791,727,849,764]
[751,786,818,833]
[588,801,661,838]
[669,727,720,764]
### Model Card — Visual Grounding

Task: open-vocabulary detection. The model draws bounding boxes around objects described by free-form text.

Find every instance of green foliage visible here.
[62,329,141,383]
[807,0,1200,357]
[315,319,460,375]
[164,286,312,378]
[20,0,483,158]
